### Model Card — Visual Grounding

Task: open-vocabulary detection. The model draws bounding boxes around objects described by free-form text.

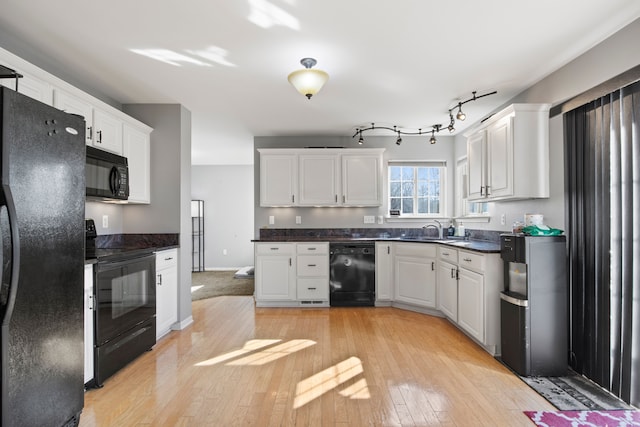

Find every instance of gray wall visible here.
[453,16,640,232]
[122,103,193,329]
[253,135,456,237]
[192,165,254,269]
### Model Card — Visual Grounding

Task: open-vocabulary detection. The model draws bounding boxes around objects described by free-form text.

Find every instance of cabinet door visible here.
[123,124,151,203]
[342,154,381,206]
[298,154,339,205]
[375,242,393,302]
[15,72,53,105]
[486,116,513,199]
[93,108,123,154]
[156,265,178,339]
[467,131,486,200]
[458,268,484,343]
[256,254,296,300]
[260,154,297,206]
[54,89,94,146]
[437,261,458,321]
[84,264,94,384]
[394,255,436,308]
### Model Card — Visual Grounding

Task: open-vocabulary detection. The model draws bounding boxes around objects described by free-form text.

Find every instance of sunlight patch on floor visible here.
[227,339,315,366]
[191,285,204,293]
[195,339,281,367]
[293,356,369,408]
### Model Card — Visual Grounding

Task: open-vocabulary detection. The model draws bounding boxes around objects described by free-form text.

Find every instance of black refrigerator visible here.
[1,87,86,426]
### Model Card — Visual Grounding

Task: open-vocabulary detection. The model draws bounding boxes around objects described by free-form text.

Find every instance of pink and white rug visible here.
[524,410,640,426]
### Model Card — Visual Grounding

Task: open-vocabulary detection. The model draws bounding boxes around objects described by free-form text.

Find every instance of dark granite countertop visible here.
[253,236,500,253]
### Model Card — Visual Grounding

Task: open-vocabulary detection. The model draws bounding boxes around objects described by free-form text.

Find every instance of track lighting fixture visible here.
[352,90,496,144]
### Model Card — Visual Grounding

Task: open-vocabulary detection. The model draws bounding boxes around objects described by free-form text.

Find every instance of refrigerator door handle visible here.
[0,188,20,323]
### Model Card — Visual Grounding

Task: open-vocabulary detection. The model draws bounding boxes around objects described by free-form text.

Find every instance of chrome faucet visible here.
[422,220,443,239]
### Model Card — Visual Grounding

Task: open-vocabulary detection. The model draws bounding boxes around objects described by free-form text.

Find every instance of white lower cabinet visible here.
[84,264,94,385]
[155,249,178,340]
[255,243,297,305]
[296,243,329,305]
[394,243,437,309]
[457,267,484,342]
[437,246,459,321]
[375,242,393,305]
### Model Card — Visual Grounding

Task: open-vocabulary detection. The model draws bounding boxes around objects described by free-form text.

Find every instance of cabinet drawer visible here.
[297,255,329,276]
[458,250,485,273]
[256,243,294,255]
[156,249,178,271]
[297,278,329,300]
[297,243,329,255]
[438,246,458,263]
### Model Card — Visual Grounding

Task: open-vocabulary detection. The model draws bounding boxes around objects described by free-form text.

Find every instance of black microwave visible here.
[86,146,129,201]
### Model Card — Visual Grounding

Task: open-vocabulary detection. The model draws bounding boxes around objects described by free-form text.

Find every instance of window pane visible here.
[417,198,427,213]
[389,166,401,181]
[390,182,401,197]
[401,182,414,197]
[390,198,400,210]
[418,181,428,196]
[417,167,428,180]
[402,198,413,214]
[401,167,413,181]
[429,198,439,213]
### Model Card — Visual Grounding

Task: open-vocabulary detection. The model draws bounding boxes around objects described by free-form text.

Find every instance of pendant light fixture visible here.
[287,58,329,99]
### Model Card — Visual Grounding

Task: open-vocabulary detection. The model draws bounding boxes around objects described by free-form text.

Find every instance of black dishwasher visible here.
[329,243,375,306]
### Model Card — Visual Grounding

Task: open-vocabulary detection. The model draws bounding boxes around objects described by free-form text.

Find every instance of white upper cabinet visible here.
[53,88,94,145]
[260,152,298,206]
[342,152,381,206]
[259,148,384,207]
[466,104,551,202]
[93,107,123,155]
[15,72,53,105]
[123,123,151,204]
[298,154,340,206]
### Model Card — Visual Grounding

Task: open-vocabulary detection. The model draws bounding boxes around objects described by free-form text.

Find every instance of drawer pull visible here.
[431,261,435,271]
[164,257,173,261]
[307,247,317,251]
[308,287,316,290]
[450,268,455,278]
[308,264,317,267]
[463,258,472,262]
[270,247,280,251]
[442,252,449,256]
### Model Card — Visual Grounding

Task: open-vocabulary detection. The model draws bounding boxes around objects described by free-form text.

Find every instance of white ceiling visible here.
[1,1,640,165]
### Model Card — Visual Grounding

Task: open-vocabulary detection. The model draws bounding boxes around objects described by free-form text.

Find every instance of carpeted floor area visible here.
[191,270,254,301]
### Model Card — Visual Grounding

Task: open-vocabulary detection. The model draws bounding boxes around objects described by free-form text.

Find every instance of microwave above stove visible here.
[86,146,129,201]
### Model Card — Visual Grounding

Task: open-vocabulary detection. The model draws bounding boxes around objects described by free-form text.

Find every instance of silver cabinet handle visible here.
[164,257,173,261]
[307,247,317,251]
[387,246,390,254]
[308,264,316,267]
[463,258,472,262]
[486,185,490,195]
[308,287,316,290]
[289,258,292,266]
[270,247,279,251]
[480,186,484,196]
[442,252,449,256]
[450,268,455,279]
[87,126,93,141]
[97,129,102,143]
[157,274,163,285]
[431,261,435,271]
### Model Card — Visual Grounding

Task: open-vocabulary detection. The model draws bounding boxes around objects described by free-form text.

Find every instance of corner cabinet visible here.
[258,148,384,207]
[466,103,551,202]
[155,249,178,340]
[394,243,437,309]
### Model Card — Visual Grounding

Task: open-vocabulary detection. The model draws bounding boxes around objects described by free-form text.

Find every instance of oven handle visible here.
[95,253,155,272]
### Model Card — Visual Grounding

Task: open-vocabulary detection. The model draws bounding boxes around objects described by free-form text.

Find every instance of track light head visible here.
[358,133,364,145]
[396,131,402,145]
[429,130,437,145]
[456,102,466,121]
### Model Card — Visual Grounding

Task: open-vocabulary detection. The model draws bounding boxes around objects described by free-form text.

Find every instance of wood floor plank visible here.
[80,296,554,426]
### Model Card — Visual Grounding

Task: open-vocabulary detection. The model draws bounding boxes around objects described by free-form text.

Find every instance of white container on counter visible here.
[525,214,544,226]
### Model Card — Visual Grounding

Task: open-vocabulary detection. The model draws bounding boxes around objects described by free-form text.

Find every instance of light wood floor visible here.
[80,296,553,426]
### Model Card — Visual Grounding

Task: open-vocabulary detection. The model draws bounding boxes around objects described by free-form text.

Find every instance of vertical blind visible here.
[564,79,640,406]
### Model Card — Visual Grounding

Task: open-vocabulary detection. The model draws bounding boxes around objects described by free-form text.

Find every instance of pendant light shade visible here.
[288,58,329,99]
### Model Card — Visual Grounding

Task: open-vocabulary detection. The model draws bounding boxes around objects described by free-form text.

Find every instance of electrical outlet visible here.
[102,215,108,228]
[296,216,301,224]
[501,214,506,225]
[269,216,275,225]
[363,215,375,224]
[223,249,227,255]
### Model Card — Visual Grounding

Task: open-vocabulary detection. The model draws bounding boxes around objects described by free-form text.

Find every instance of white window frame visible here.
[387,160,446,218]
